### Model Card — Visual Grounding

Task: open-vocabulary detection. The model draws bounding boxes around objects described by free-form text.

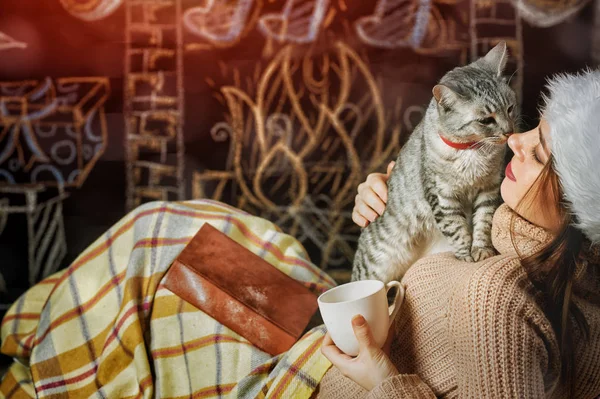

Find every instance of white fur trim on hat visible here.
[541,68,600,244]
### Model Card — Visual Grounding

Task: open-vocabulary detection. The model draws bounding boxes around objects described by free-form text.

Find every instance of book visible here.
[162,223,319,355]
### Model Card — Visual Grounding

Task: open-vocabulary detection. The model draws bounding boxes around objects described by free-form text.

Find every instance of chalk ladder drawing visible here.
[124,0,186,209]
[258,0,330,43]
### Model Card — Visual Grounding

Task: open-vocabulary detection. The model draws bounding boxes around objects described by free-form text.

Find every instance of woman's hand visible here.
[321,315,398,391]
[352,161,394,227]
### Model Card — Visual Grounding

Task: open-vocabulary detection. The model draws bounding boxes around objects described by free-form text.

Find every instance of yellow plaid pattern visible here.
[1,200,335,398]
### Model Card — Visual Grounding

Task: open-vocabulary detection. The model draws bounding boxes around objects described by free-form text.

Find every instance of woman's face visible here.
[501,119,560,231]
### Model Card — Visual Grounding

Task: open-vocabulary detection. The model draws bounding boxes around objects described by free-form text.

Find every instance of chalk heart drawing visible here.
[183,0,257,46]
[354,0,464,53]
[59,0,124,21]
[355,0,431,49]
[258,0,329,44]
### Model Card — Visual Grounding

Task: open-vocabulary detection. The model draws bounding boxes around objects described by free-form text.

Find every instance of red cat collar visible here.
[439,134,481,150]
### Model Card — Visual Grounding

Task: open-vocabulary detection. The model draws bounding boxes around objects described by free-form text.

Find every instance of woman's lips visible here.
[505,161,516,182]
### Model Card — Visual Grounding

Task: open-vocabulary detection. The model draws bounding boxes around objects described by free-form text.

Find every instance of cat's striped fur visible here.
[352,42,517,283]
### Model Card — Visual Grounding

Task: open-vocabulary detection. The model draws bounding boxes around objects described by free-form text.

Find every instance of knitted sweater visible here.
[317,205,600,398]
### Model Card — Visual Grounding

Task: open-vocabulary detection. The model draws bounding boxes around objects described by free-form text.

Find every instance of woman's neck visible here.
[492,203,555,256]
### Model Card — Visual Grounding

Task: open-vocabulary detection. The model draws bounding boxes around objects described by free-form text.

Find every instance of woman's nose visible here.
[507,133,525,161]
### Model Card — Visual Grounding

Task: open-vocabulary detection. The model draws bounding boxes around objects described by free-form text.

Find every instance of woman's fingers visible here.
[321,333,353,362]
[352,167,392,227]
[362,184,387,213]
[386,161,395,177]
[357,202,379,223]
[322,321,399,391]
[362,174,389,205]
[382,324,395,355]
[352,209,369,227]
[351,315,377,352]
[356,190,385,218]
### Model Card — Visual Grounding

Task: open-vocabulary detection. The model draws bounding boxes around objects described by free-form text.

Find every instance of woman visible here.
[319,69,600,398]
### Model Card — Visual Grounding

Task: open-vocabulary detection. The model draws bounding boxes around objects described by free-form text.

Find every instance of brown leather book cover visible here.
[162,223,319,355]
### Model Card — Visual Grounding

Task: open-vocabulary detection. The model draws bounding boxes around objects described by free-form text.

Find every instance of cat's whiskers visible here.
[507,68,520,87]
[456,137,503,176]
[513,115,526,130]
[474,136,503,147]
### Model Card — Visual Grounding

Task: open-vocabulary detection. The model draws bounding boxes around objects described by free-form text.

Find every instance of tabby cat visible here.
[352,42,516,283]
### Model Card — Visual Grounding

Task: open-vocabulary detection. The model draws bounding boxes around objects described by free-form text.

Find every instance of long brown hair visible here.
[512,155,594,395]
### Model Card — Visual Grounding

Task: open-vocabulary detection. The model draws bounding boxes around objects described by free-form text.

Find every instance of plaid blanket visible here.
[0,200,336,398]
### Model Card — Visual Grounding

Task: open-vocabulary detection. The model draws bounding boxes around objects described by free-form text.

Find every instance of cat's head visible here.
[432,42,517,145]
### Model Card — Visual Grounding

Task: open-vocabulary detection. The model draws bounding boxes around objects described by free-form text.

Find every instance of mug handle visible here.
[385,281,405,327]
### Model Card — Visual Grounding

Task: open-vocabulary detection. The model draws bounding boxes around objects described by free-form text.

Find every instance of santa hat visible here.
[541,69,600,244]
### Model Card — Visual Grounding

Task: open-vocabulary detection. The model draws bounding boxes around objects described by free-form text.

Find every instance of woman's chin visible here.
[500,178,515,209]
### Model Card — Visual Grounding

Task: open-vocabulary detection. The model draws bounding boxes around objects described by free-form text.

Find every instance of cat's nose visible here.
[498,132,513,143]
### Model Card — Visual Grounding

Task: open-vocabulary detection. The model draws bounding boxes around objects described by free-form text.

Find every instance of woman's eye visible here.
[479,117,496,125]
[531,148,542,164]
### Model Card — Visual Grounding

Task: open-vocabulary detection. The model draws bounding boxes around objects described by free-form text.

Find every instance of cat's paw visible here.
[471,246,496,262]
[455,252,475,262]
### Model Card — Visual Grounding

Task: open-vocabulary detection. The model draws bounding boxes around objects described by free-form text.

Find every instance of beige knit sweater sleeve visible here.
[370,258,557,398]
[316,366,437,398]
[444,257,558,398]
[366,374,437,398]
[319,257,559,399]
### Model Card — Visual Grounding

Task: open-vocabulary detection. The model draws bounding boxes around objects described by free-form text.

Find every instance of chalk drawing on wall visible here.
[355,0,433,49]
[181,0,471,51]
[0,77,110,187]
[183,0,260,46]
[511,0,591,28]
[0,31,27,51]
[0,184,68,286]
[0,77,109,286]
[59,0,124,21]
[124,0,185,210]
[470,0,523,101]
[193,42,405,271]
[258,0,330,43]
[355,0,469,54]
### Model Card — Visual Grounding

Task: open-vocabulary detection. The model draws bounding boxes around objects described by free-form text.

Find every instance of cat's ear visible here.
[433,84,464,108]
[480,41,508,77]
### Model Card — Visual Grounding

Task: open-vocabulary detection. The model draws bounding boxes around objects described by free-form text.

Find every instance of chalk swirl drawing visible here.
[193,42,404,269]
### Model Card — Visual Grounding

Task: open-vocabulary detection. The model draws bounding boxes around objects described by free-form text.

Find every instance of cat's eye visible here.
[507,105,515,114]
[479,117,496,125]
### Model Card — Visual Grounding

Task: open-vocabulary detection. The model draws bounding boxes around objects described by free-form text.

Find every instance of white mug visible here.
[317,280,404,356]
